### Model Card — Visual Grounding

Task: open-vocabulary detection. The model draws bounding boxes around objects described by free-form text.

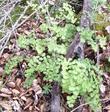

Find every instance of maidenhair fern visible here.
[4,56,23,75]
[4,2,103,111]
[77,27,107,52]
[61,58,102,111]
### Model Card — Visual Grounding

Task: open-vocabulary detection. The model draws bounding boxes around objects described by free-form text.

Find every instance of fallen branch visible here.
[71,96,110,112]
[50,82,60,112]
[66,0,92,112]
[66,0,92,59]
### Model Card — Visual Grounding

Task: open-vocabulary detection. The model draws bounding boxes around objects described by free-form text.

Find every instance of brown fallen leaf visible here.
[24,98,33,110]
[0,93,11,98]
[0,101,13,112]
[0,88,12,95]
[40,103,46,112]
[29,106,33,111]
[0,67,4,76]
[3,53,10,59]
[12,89,20,96]
[7,82,16,88]
[11,100,22,112]
[21,96,27,102]
[104,105,110,110]
[16,78,22,87]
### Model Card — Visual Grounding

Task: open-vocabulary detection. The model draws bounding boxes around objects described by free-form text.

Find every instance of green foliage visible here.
[43,84,52,94]
[25,54,63,83]
[92,0,106,10]
[18,34,67,55]
[40,23,76,41]
[36,55,62,81]
[54,3,77,23]
[79,28,98,52]
[77,27,107,52]
[61,58,102,111]
[24,75,36,88]
[16,2,77,88]
[4,1,103,111]
[5,49,102,111]
[18,33,47,54]
[4,56,23,75]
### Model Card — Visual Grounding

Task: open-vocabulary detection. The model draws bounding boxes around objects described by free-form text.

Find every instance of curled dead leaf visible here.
[3,53,10,59]
[100,84,106,94]
[104,105,110,110]
[21,96,27,102]
[7,82,16,88]
[0,80,3,86]
[34,93,39,105]
[24,30,30,35]
[32,79,42,95]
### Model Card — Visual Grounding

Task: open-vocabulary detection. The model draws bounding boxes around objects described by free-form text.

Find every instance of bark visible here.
[50,82,60,112]
[66,0,92,59]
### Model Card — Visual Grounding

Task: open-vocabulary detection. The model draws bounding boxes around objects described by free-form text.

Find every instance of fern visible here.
[61,58,102,111]
[77,27,107,52]
[4,2,103,111]
[4,56,23,75]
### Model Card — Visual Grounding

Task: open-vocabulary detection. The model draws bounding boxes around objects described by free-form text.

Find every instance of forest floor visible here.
[0,0,110,112]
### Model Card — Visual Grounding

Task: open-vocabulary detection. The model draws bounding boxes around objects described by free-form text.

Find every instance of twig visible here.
[0,0,50,55]
[0,0,33,54]
[71,96,110,112]
[71,102,89,112]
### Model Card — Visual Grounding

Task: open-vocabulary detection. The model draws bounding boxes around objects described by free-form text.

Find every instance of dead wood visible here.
[66,0,92,59]
[50,82,60,112]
